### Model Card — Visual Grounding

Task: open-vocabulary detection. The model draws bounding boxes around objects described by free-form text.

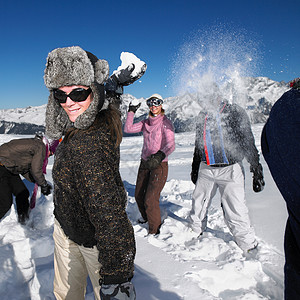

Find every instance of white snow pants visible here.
[53,219,102,300]
[189,162,257,251]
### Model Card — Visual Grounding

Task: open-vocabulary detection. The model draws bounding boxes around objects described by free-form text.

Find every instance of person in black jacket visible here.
[44,46,146,300]
[261,77,300,300]
[0,133,53,224]
[189,83,265,252]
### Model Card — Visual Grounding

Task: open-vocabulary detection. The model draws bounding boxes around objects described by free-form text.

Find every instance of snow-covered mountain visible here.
[0,77,289,135]
[0,105,47,126]
[0,105,46,134]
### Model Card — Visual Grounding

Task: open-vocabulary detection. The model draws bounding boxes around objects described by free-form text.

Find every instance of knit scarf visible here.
[203,103,229,166]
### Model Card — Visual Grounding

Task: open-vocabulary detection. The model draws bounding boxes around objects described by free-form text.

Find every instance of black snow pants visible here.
[0,165,29,220]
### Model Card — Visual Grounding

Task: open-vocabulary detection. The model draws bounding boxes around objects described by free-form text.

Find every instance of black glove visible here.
[128,102,141,113]
[116,63,147,86]
[250,163,265,193]
[115,63,135,86]
[41,183,52,195]
[144,150,166,170]
[100,281,136,300]
[105,63,147,95]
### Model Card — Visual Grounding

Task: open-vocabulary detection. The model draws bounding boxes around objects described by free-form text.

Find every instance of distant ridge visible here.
[0,77,289,135]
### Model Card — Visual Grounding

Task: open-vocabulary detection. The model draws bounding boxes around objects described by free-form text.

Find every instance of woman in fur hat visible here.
[124,94,175,235]
[44,46,146,300]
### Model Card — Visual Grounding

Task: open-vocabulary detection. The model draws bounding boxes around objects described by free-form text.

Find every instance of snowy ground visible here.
[0,124,288,299]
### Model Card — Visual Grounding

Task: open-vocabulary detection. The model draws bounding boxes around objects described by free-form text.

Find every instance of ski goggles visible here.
[146,98,163,107]
[53,87,92,103]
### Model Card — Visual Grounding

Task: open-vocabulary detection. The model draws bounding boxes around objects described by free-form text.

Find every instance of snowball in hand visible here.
[113,52,146,78]
[131,99,140,106]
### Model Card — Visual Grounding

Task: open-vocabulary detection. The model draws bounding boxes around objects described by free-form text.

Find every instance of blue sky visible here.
[0,0,299,109]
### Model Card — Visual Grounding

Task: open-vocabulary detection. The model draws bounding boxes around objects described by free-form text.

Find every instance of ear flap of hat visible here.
[45,93,72,140]
[94,59,109,85]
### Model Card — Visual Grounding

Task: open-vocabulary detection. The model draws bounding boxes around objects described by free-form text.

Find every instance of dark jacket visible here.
[261,88,300,299]
[0,137,47,186]
[261,88,300,236]
[262,89,300,213]
[52,111,135,284]
[192,102,260,178]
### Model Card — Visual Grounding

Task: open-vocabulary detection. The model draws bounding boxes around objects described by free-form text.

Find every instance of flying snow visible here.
[170,25,262,108]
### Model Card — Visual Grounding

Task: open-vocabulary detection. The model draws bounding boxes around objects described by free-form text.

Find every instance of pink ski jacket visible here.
[124,112,175,161]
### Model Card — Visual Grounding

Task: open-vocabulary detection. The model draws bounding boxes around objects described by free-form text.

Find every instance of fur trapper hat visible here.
[44,46,110,140]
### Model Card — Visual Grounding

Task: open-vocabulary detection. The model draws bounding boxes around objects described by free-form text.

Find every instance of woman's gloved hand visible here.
[144,151,166,170]
[128,101,141,113]
[105,61,147,95]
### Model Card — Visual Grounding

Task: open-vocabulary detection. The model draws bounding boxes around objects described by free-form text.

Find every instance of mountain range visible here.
[0,77,289,135]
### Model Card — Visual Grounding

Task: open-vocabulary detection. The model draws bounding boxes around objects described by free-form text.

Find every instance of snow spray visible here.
[170,25,262,108]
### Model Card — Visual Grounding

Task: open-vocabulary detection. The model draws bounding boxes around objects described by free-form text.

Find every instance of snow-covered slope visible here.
[0,126,287,299]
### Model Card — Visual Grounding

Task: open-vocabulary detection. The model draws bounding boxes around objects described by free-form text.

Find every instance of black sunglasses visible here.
[146,98,163,107]
[53,87,92,103]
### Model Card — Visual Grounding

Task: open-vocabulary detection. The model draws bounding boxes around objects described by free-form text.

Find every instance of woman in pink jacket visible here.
[124,94,175,235]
